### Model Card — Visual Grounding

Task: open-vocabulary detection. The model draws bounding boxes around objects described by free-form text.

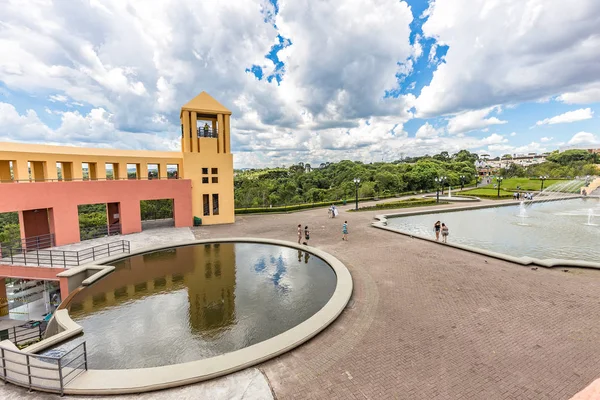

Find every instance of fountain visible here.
[585,209,597,226]
[517,201,529,226]
[448,186,452,198]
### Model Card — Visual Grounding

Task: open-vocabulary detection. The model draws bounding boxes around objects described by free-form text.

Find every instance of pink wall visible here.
[0,180,193,246]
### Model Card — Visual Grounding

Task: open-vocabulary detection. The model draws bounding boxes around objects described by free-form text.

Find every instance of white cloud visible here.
[48,94,68,103]
[510,132,517,137]
[480,133,508,146]
[415,122,441,138]
[446,107,507,135]
[535,108,594,126]
[567,131,599,145]
[540,137,553,142]
[557,83,600,104]
[415,0,600,117]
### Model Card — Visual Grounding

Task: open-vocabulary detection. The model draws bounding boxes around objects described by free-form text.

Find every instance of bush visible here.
[349,198,444,212]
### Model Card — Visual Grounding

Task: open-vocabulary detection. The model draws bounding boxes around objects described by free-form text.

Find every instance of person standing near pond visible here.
[297,224,302,244]
[342,221,348,241]
[434,221,441,241]
[441,223,449,243]
[303,225,310,246]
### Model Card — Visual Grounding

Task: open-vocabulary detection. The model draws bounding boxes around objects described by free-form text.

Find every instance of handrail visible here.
[0,176,181,183]
[0,341,87,395]
[0,240,130,267]
[0,233,55,251]
[196,127,219,138]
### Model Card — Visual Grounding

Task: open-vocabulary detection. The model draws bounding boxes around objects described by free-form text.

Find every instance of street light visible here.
[460,175,466,191]
[434,176,447,203]
[539,175,548,192]
[353,178,360,210]
[496,176,503,197]
[475,174,479,187]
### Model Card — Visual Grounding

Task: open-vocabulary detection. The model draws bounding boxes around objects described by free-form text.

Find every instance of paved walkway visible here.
[2,198,600,399]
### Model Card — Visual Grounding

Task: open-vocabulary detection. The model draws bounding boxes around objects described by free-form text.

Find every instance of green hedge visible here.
[349,198,444,212]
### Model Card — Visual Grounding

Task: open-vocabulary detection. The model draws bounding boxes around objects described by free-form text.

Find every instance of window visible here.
[203,194,210,216]
[212,177,218,183]
[211,168,218,174]
[202,177,209,184]
[212,194,219,215]
[202,168,208,174]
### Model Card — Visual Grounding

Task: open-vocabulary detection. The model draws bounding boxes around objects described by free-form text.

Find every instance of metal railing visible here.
[0,341,87,395]
[1,233,55,251]
[79,224,122,241]
[0,240,130,267]
[196,127,219,138]
[0,321,48,347]
[0,176,180,183]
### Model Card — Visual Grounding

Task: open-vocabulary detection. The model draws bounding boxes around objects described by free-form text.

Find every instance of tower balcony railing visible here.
[0,176,180,183]
[197,127,219,139]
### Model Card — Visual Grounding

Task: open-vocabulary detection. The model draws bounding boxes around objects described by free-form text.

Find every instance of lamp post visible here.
[475,174,479,187]
[539,175,548,192]
[353,178,360,210]
[434,176,446,203]
[460,175,465,191]
[496,176,503,197]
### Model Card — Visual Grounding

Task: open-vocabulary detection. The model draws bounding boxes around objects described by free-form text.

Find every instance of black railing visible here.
[1,233,55,251]
[0,240,130,267]
[79,224,121,241]
[0,321,48,347]
[0,176,180,183]
[197,127,219,138]
[0,341,87,395]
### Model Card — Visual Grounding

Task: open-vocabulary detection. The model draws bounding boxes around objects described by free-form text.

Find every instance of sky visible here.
[0,0,599,168]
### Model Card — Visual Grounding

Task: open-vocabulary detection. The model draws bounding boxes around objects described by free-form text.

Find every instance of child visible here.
[342,221,348,241]
[441,223,449,243]
[303,226,310,245]
[297,224,302,244]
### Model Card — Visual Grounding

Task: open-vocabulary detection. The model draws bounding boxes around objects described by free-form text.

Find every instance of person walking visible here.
[303,225,310,245]
[441,223,449,243]
[342,221,348,241]
[297,224,302,244]
[434,221,441,241]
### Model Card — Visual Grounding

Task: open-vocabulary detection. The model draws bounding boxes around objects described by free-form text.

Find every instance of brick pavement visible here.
[193,200,600,400]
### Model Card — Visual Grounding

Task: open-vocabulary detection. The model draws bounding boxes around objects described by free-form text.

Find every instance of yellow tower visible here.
[180,92,234,224]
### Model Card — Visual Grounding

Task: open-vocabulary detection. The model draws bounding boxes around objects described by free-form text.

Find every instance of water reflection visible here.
[52,243,336,369]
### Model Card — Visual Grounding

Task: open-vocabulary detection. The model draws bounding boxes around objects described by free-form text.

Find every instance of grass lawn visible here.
[351,198,444,211]
[460,188,514,198]
[480,178,568,191]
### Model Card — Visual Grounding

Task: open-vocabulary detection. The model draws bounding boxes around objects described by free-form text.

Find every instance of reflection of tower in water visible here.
[185,243,236,336]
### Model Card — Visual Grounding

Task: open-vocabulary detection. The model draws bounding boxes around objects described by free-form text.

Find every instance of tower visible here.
[180,92,234,224]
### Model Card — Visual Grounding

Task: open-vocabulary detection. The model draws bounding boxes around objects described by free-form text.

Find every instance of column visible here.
[191,111,198,153]
[159,163,168,179]
[0,278,7,316]
[14,159,30,182]
[89,162,98,180]
[117,163,128,180]
[138,162,147,179]
[182,111,191,153]
[0,160,12,182]
[51,204,81,246]
[223,114,230,154]
[45,160,58,181]
[72,162,84,180]
[96,162,107,180]
[217,114,224,154]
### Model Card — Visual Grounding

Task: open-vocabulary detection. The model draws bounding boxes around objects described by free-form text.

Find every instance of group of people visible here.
[513,192,533,200]
[328,204,339,218]
[433,220,449,243]
[297,219,349,245]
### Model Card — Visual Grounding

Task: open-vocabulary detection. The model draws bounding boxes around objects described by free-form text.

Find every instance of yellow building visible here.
[0,92,234,247]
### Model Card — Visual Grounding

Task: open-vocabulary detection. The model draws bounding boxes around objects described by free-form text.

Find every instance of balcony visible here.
[197,127,218,139]
[0,176,180,184]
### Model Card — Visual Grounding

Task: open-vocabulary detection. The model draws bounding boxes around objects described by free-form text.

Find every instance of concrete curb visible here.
[373,197,600,270]
[53,238,352,395]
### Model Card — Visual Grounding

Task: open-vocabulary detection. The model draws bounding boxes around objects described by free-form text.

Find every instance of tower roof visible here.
[180,91,231,117]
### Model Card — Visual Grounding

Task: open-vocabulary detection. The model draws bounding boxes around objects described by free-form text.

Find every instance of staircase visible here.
[583,176,600,195]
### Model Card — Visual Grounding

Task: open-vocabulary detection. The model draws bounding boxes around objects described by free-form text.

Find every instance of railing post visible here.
[92,247,95,260]
[9,248,13,264]
[76,251,80,266]
[26,354,32,389]
[50,250,53,268]
[57,357,64,396]
[36,250,39,266]
[83,342,88,370]
[107,244,110,257]
[0,347,6,382]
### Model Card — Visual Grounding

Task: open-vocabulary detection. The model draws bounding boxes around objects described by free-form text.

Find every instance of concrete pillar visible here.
[182,111,191,153]
[72,162,83,181]
[191,111,198,153]
[0,278,8,316]
[45,160,58,181]
[119,198,142,235]
[106,290,116,306]
[159,163,168,179]
[14,159,30,182]
[217,114,224,154]
[51,205,81,246]
[32,161,45,182]
[165,274,173,289]
[89,162,98,180]
[126,284,135,297]
[117,163,127,180]
[0,160,12,182]
[223,114,230,154]
[139,162,147,179]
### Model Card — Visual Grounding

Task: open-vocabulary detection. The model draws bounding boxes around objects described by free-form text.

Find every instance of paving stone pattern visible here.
[194,200,600,400]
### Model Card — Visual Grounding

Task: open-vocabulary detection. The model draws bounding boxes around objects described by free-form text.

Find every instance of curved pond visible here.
[385,198,600,262]
[44,242,337,369]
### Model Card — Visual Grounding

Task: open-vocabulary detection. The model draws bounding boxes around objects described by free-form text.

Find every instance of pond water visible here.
[44,243,336,369]
[385,198,600,262]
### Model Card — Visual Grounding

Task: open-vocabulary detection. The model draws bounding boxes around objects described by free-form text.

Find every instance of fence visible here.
[0,321,48,347]
[0,341,87,395]
[0,176,180,183]
[79,224,121,241]
[0,240,130,267]
[0,234,55,252]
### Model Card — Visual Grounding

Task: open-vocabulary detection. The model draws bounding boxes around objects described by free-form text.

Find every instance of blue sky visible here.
[0,0,599,167]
